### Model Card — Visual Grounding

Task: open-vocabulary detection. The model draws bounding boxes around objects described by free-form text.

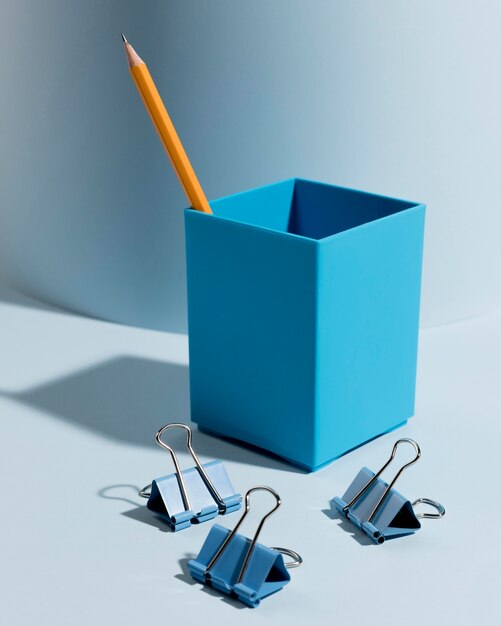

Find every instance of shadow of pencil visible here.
[176,555,246,610]
[322,500,375,546]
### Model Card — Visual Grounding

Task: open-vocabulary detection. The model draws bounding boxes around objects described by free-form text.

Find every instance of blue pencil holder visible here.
[184,178,425,471]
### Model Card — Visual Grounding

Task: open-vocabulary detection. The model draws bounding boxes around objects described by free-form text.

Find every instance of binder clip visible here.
[332,438,445,544]
[138,423,241,531]
[188,486,303,608]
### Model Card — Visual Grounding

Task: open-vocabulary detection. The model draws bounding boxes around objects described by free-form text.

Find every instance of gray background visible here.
[1,2,500,624]
[1,1,500,332]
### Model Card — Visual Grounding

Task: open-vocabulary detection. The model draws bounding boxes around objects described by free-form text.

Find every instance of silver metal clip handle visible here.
[138,423,226,513]
[412,497,446,519]
[343,438,422,523]
[138,484,152,499]
[270,547,303,569]
[205,486,283,584]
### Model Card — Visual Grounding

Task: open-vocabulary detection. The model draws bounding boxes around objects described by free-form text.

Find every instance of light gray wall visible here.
[1,1,500,332]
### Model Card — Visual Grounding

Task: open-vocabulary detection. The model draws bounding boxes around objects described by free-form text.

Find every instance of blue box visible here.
[185,179,425,471]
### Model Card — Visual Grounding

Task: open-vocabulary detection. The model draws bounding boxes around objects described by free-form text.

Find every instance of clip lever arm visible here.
[342,439,421,523]
[204,486,281,584]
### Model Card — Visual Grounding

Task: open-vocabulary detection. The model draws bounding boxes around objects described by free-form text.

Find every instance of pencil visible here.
[122,34,212,214]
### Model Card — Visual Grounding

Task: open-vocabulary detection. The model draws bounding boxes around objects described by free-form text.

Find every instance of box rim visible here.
[185,178,425,244]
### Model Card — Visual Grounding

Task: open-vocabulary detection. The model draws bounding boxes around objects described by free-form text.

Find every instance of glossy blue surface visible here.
[146,459,241,531]
[332,467,421,544]
[185,179,425,470]
[188,524,290,607]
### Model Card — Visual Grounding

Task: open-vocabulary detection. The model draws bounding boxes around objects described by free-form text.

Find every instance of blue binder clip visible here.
[188,486,302,607]
[138,423,241,531]
[332,439,445,544]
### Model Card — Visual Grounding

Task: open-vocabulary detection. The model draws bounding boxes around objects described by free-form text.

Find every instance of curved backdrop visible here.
[1,1,500,332]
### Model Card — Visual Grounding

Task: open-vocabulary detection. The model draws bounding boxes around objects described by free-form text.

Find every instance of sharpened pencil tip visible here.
[121,33,128,44]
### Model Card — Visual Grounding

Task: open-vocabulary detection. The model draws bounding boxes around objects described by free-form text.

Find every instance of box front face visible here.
[315,204,426,466]
[185,208,318,467]
[185,179,425,470]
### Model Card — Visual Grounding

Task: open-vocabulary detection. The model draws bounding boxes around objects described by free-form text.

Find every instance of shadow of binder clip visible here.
[188,486,302,608]
[138,423,241,531]
[332,438,445,544]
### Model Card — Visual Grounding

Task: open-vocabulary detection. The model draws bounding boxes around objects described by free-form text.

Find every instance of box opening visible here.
[210,178,419,241]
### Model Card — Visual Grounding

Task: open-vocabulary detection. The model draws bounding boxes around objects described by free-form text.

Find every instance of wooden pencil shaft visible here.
[124,40,212,214]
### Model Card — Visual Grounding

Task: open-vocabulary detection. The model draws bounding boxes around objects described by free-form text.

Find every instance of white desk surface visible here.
[1,282,499,626]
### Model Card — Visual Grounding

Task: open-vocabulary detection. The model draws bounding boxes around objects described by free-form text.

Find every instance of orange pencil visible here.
[122,34,212,214]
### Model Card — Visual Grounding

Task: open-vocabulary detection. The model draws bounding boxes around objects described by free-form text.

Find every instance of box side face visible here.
[210,179,295,233]
[185,210,318,467]
[314,206,426,466]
